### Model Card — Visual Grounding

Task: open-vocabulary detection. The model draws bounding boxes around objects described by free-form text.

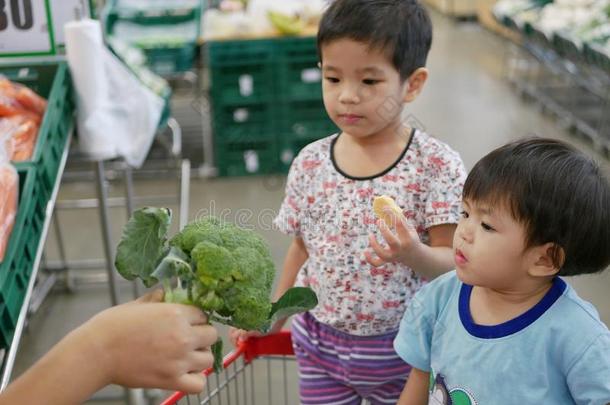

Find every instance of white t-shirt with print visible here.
[274,130,467,336]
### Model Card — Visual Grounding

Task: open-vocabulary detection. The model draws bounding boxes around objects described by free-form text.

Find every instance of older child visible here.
[395,138,610,404]
[230,0,467,403]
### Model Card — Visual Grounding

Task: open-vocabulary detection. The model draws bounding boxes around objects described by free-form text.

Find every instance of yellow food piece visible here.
[373,195,403,226]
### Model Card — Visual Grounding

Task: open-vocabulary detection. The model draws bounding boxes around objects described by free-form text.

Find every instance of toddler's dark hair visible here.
[317,0,433,81]
[464,138,610,276]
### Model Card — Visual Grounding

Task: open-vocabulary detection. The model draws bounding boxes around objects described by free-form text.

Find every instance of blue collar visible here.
[459,277,567,339]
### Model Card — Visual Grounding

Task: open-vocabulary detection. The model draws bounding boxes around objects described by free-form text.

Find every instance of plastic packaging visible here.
[0,76,47,123]
[0,138,18,262]
[0,116,39,162]
[0,75,46,161]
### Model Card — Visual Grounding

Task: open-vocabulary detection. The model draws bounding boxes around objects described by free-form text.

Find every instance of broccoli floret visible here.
[115,210,319,374]
[175,219,277,330]
[170,217,224,253]
[191,241,236,288]
[224,287,272,331]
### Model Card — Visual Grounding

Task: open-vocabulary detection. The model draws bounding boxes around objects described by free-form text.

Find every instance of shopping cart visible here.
[161,331,299,405]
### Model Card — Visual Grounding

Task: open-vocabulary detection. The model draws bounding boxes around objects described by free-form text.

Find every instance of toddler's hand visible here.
[365,208,423,267]
[229,327,263,347]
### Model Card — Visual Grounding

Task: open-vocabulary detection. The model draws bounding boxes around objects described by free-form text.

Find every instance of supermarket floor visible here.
[11,10,610,405]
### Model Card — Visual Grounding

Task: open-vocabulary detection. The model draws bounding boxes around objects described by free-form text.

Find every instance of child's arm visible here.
[366,210,455,279]
[397,368,430,405]
[230,237,308,345]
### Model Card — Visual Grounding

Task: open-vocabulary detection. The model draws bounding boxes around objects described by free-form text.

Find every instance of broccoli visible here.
[115,208,318,372]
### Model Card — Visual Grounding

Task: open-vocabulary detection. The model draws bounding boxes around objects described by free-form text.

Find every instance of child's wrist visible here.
[400,241,428,268]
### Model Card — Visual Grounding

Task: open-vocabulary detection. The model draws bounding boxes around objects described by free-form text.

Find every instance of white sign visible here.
[0,0,55,56]
[50,0,92,47]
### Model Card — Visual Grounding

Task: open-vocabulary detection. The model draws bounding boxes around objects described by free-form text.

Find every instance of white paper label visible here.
[244,150,259,173]
[233,108,249,123]
[239,74,254,97]
[0,0,54,56]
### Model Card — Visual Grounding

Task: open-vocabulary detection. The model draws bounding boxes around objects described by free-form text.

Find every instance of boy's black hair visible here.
[317,0,433,81]
[464,138,610,276]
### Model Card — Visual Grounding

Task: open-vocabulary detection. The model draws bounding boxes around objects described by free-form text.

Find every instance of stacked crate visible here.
[104,0,203,76]
[208,36,337,176]
[275,37,338,173]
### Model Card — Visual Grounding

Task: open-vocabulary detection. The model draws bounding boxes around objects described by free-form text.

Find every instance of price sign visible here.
[50,0,93,48]
[0,0,55,57]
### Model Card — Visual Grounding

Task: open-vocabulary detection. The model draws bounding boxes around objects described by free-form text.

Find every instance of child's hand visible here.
[229,317,288,347]
[229,327,263,347]
[365,209,423,267]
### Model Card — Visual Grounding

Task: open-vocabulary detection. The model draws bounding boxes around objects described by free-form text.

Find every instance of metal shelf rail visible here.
[505,36,610,156]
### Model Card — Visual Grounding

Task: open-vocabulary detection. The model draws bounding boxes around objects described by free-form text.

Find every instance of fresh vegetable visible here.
[0,141,17,262]
[115,207,318,372]
[0,76,47,162]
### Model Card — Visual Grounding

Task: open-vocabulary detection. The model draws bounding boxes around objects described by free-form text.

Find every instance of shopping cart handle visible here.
[242,330,294,363]
[160,331,296,405]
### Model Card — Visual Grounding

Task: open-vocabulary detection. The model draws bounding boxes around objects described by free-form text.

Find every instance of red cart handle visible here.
[160,331,294,405]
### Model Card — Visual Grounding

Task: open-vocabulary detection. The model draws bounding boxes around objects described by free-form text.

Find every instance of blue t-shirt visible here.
[394,271,610,405]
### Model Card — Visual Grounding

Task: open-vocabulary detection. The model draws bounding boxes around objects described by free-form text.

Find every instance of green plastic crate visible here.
[277,136,322,173]
[552,33,582,62]
[212,102,276,144]
[215,139,279,177]
[0,166,46,348]
[208,40,277,104]
[276,37,322,101]
[1,62,74,200]
[524,23,553,48]
[583,43,610,73]
[104,4,201,75]
[278,100,337,139]
[142,43,197,76]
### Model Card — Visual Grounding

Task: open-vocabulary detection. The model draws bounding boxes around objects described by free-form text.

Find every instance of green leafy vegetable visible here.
[114,207,318,373]
[115,207,171,287]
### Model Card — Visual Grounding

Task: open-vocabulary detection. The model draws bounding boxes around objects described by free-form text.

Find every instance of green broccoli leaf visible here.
[115,207,172,287]
[152,247,192,281]
[265,287,319,331]
[211,339,224,374]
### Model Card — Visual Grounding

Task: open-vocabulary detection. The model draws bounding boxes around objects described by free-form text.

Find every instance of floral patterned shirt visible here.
[274,130,467,336]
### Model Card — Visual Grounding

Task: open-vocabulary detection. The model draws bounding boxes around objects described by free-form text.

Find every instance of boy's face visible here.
[320,39,412,139]
[453,199,532,289]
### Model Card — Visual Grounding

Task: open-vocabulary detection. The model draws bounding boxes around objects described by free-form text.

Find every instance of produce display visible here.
[0,77,47,162]
[115,207,318,371]
[0,142,17,262]
[202,0,326,39]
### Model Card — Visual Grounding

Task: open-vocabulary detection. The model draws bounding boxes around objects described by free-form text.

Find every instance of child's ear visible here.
[529,243,564,277]
[403,68,429,103]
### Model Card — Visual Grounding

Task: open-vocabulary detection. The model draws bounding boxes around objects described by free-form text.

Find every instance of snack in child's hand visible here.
[373,195,403,226]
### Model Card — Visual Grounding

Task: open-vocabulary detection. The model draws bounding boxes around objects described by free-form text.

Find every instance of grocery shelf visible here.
[0,128,73,389]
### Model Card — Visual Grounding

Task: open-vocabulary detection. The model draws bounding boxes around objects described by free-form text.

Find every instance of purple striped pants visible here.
[291,312,411,405]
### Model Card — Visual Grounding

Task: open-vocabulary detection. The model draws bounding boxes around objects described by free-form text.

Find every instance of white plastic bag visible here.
[65,19,164,168]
